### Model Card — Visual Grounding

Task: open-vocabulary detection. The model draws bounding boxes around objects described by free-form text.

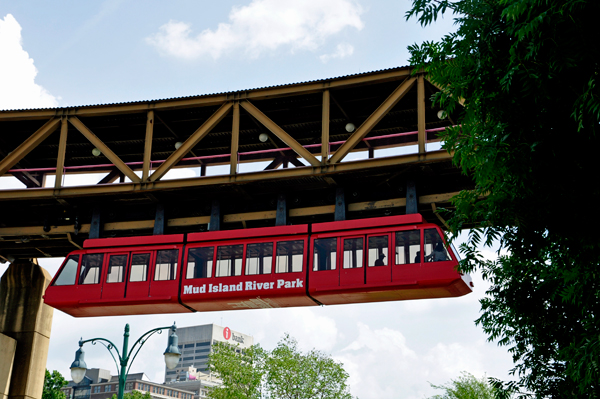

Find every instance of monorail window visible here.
[216,244,243,277]
[276,240,304,273]
[79,253,104,285]
[155,249,179,281]
[107,255,127,283]
[343,238,363,269]
[424,229,450,262]
[368,236,388,267]
[245,242,273,275]
[313,238,337,271]
[186,247,214,279]
[53,255,79,286]
[130,253,150,282]
[395,230,420,264]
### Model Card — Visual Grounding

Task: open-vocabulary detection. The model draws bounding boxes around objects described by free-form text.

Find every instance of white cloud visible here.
[338,323,421,398]
[146,0,364,60]
[334,321,500,399]
[342,322,416,358]
[251,307,340,352]
[424,342,484,376]
[319,42,354,63]
[0,14,59,110]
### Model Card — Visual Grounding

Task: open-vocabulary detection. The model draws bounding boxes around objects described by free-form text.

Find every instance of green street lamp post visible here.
[70,323,181,399]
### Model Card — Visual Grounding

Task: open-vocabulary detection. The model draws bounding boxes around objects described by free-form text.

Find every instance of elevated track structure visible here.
[0,66,473,399]
[0,66,471,261]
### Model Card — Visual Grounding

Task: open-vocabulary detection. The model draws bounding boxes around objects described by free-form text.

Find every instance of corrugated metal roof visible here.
[0,65,409,112]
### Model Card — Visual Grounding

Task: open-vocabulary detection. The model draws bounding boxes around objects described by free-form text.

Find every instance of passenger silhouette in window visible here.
[374,253,386,266]
[424,228,450,262]
[414,251,421,263]
[433,242,448,262]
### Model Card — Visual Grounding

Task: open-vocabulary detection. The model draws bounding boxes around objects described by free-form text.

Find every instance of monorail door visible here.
[366,233,392,284]
[340,236,364,286]
[101,252,128,300]
[77,253,104,302]
[126,251,153,299]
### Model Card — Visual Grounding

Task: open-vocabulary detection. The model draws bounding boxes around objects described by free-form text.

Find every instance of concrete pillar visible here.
[0,333,17,399]
[0,261,54,399]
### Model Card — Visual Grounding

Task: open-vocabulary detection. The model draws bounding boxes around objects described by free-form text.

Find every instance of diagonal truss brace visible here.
[328,76,417,164]
[149,102,233,182]
[69,116,141,183]
[0,118,60,176]
[240,100,321,167]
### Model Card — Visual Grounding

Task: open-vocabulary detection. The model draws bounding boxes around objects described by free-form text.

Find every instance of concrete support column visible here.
[0,261,54,399]
[0,334,17,399]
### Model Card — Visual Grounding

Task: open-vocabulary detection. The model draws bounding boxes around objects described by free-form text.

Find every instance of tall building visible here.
[165,324,253,382]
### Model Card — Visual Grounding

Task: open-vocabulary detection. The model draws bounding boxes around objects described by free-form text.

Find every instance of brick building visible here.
[61,370,195,399]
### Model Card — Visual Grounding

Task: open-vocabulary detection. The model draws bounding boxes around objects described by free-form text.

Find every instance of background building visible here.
[164,367,221,399]
[61,369,195,399]
[165,324,253,382]
[61,324,253,399]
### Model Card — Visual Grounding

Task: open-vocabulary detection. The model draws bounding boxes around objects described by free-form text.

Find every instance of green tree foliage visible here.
[110,390,152,399]
[406,0,600,397]
[265,334,352,399]
[208,341,266,399]
[208,334,352,399]
[42,369,67,399]
[429,372,497,399]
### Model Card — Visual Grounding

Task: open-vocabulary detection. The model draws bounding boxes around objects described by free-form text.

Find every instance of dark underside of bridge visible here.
[0,66,474,260]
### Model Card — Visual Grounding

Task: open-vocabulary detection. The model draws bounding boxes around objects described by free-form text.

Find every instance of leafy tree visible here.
[208,341,266,399]
[42,369,67,399]
[428,372,498,399]
[406,0,600,397]
[265,334,352,399]
[110,391,152,399]
[208,334,352,399]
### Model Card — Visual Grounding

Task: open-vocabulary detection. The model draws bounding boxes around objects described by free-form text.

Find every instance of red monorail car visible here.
[44,214,473,317]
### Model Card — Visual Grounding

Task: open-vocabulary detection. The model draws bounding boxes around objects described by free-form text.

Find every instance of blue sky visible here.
[0,1,514,398]
[1,0,455,108]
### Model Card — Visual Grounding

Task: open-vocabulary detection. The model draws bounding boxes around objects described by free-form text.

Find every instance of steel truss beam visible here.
[321,90,330,164]
[329,76,417,164]
[230,102,240,175]
[240,100,321,167]
[0,151,452,200]
[0,69,412,121]
[0,118,60,175]
[69,116,141,183]
[0,70,433,192]
[142,110,154,182]
[417,75,427,154]
[55,118,69,189]
[0,192,459,237]
[149,102,233,182]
